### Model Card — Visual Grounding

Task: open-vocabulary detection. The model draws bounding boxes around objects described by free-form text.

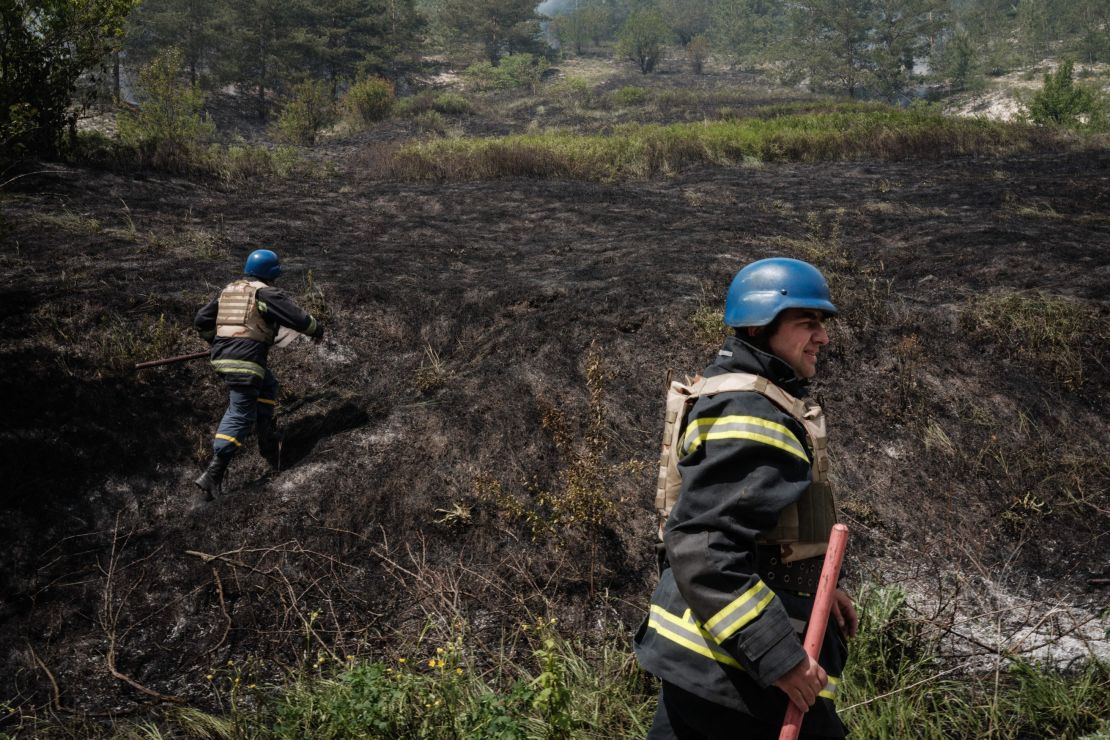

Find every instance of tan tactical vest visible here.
[655,372,837,563]
[215,279,275,344]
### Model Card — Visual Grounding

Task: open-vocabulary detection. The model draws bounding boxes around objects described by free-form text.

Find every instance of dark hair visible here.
[736,314,783,351]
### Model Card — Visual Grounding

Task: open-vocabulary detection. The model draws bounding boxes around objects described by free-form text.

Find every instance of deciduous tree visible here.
[617,8,668,74]
[1,0,138,160]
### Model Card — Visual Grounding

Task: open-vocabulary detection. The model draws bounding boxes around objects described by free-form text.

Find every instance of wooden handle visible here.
[779,524,850,740]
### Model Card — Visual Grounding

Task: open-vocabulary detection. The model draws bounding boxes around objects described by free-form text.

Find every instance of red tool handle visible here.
[779,523,850,740]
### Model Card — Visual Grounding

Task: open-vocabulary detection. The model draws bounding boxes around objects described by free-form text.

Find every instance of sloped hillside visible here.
[1,128,1108,726]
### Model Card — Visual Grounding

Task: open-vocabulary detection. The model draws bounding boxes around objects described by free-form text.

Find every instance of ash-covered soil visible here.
[0,141,1108,723]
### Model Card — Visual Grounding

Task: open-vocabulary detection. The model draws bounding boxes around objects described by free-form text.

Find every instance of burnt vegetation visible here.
[1,0,1109,736]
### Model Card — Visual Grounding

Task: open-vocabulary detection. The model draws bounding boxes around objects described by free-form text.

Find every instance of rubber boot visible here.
[194,454,231,500]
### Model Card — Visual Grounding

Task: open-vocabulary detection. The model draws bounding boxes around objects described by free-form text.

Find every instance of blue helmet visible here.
[723,257,837,327]
[244,249,281,280]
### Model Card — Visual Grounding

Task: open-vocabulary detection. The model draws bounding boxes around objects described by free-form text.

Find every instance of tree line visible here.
[551,0,1109,96]
[2,0,1107,162]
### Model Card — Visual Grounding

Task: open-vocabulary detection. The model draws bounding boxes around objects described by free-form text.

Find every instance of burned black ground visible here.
[0,135,1107,725]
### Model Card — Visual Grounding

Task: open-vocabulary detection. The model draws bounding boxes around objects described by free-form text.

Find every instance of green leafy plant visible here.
[617,9,669,74]
[610,86,648,107]
[343,76,395,126]
[273,80,336,146]
[1026,60,1105,129]
[117,47,215,169]
[464,54,545,92]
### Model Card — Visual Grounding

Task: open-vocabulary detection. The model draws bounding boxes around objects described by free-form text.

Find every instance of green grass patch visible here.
[387,107,1054,182]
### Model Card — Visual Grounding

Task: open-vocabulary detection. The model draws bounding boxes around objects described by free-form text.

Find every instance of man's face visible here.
[765,308,830,379]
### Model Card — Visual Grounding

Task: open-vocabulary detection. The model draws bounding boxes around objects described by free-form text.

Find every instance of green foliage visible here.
[841,587,1110,738]
[388,106,1048,182]
[938,30,979,91]
[610,86,648,107]
[343,77,395,125]
[710,0,788,69]
[0,0,138,161]
[117,48,216,169]
[160,620,650,739]
[431,92,474,115]
[549,3,613,54]
[273,80,336,146]
[686,35,710,75]
[657,0,711,47]
[124,0,222,86]
[464,54,545,92]
[617,9,669,74]
[1026,61,1105,129]
[437,0,542,64]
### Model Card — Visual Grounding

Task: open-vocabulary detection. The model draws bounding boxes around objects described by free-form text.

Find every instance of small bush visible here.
[412,110,448,134]
[611,86,648,107]
[1026,60,1105,129]
[464,54,545,92]
[343,77,395,126]
[393,93,434,118]
[617,9,668,74]
[117,48,216,170]
[272,80,336,146]
[431,92,474,115]
[687,35,710,75]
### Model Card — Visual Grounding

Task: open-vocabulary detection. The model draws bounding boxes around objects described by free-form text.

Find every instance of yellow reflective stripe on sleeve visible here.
[306,316,317,335]
[215,434,241,447]
[703,579,777,642]
[257,398,276,406]
[819,675,840,701]
[681,415,808,461]
[647,605,744,670]
[211,359,266,379]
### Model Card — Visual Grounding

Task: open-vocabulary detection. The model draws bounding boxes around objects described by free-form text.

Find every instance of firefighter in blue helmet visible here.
[635,258,858,739]
[192,249,324,498]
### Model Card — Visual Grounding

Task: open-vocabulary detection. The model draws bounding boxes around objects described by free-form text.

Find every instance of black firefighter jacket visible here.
[194,282,321,387]
[634,335,848,737]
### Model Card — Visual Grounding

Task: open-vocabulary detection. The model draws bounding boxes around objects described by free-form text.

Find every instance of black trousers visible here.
[647,681,842,740]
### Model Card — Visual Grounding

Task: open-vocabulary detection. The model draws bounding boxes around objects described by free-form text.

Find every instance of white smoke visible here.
[536,0,577,17]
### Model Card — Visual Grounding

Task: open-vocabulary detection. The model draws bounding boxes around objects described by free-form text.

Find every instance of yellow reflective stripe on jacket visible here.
[215,434,241,447]
[819,675,840,701]
[682,415,809,461]
[211,359,265,379]
[647,605,744,670]
[306,316,317,335]
[703,579,776,642]
[257,397,276,406]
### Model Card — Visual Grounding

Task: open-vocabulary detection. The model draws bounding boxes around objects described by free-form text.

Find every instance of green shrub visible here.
[617,9,669,74]
[432,92,474,115]
[387,107,1050,182]
[1026,60,1105,129]
[343,77,395,126]
[272,80,336,146]
[413,110,448,134]
[610,86,648,107]
[464,54,545,92]
[117,48,216,170]
[393,92,434,118]
[686,35,710,75]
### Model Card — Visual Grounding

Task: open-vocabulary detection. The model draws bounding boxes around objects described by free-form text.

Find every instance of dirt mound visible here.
[0,144,1107,721]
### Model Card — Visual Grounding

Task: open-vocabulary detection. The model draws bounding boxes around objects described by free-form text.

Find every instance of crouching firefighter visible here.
[634,258,859,739]
[192,249,324,499]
